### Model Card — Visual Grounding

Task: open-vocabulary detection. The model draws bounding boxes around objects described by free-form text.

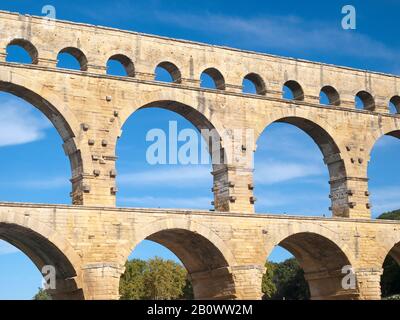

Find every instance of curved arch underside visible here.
[0,223,83,299]
[0,81,84,201]
[272,116,348,217]
[279,232,357,300]
[145,228,236,299]
[138,100,226,166]
[0,81,75,143]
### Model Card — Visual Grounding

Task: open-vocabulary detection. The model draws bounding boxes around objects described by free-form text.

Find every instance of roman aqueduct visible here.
[0,10,399,299]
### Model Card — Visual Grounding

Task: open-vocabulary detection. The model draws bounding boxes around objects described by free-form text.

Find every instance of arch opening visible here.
[0,82,83,204]
[283,80,304,101]
[57,47,88,71]
[117,100,226,212]
[320,86,340,106]
[389,96,400,114]
[355,91,375,111]
[243,73,266,95]
[255,117,347,217]
[200,68,225,90]
[121,228,235,300]
[155,62,182,84]
[0,222,83,300]
[6,39,38,65]
[107,54,135,77]
[368,133,400,218]
[263,232,355,300]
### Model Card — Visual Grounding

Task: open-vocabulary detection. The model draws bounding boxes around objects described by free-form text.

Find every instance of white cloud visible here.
[0,240,19,256]
[118,166,211,187]
[370,186,400,217]
[0,176,69,190]
[12,177,69,190]
[254,161,324,185]
[154,12,397,62]
[0,99,51,147]
[118,196,212,209]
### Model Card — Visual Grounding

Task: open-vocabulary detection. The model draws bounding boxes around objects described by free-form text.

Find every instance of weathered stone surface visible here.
[0,11,399,300]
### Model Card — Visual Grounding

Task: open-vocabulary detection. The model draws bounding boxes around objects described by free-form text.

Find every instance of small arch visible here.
[355,91,375,111]
[283,80,304,101]
[107,54,135,77]
[155,61,182,84]
[389,96,400,114]
[243,73,266,95]
[200,68,225,90]
[320,86,340,106]
[57,47,88,71]
[6,39,39,64]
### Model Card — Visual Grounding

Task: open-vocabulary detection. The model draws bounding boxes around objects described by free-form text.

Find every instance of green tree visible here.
[261,261,276,299]
[262,258,310,300]
[119,259,147,300]
[33,288,51,300]
[119,257,193,300]
[377,209,400,221]
[272,258,310,300]
[143,257,187,300]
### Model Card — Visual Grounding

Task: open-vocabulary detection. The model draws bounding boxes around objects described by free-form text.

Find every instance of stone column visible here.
[374,96,390,114]
[339,92,356,109]
[354,267,383,300]
[212,165,255,213]
[0,47,6,62]
[230,265,265,300]
[81,263,123,300]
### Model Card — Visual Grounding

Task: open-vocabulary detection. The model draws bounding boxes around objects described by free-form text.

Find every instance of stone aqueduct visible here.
[0,10,399,300]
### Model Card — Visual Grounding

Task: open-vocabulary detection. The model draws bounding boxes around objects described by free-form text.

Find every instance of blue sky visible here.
[0,0,400,299]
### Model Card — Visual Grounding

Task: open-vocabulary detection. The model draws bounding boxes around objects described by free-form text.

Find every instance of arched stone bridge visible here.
[0,11,399,299]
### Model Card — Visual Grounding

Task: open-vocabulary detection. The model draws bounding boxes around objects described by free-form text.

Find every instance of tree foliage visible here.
[33,288,51,300]
[262,258,310,300]
[377,209,400,221]
[119,257,193,300]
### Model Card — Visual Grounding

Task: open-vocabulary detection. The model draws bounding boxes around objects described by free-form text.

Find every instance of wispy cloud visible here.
[118,166,211,188]
[118,195,211,209]
[0,99,51,147]
[0,240,19,256]
[153,12,398,62]
[370,186,400,217]
[118,158,323,190]
[254,161,324,185]
[0,176,69,190]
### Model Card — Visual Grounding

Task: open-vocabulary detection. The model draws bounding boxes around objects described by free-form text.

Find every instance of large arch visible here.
[265,230,356,300]
[0,80,89,203]
[0,212,84,299]
[365,124,400,217]
[124,218,237,299]
[256,115,348,217]
[117,98,231,211]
